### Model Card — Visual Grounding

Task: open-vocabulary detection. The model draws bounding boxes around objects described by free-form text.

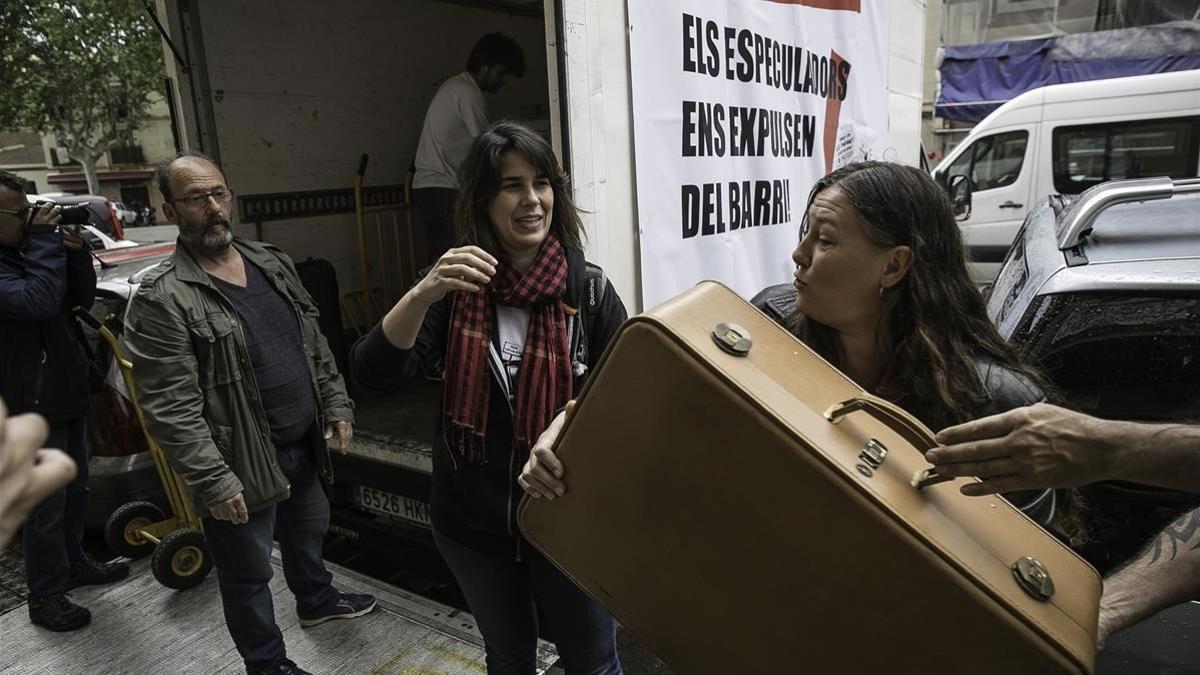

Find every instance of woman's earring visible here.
[878,283,885,298]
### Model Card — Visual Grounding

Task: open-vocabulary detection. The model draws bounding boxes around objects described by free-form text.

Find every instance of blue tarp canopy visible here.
[936,22,1200,122]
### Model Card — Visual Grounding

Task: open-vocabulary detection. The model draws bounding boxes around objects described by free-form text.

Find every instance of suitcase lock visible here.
[858,439,887,468]
[711,323,752,356]
[1011,556,1055,601]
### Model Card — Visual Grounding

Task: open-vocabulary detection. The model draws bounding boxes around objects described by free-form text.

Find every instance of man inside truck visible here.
[411,32,526,267]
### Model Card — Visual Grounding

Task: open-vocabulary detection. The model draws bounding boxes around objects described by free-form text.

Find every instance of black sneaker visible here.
[260,659,312,675]
[66,554,130,590]
[28,593,91,632]
[298,592,377,627]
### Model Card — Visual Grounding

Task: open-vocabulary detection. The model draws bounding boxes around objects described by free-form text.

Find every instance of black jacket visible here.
[351,248,628,556]
[0,231,96,421]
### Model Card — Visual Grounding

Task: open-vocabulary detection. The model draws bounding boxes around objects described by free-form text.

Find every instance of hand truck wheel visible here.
[150,527,213,590]
[104,500,165,559]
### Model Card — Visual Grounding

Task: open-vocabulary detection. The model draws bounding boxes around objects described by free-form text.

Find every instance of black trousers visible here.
[24,417,89,597]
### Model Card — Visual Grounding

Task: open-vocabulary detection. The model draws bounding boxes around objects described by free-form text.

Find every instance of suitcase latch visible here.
[911,468,954,491]
[711,323,752,356]
[1011,556,1055,601]
[858,439,887,468]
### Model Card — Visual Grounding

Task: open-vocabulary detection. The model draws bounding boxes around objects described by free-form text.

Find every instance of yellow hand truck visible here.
[76,308,213,590]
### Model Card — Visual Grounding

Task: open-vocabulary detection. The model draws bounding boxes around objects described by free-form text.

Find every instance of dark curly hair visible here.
[467,33,526,78]
[791,161,1050,430]
[454,120,585,256]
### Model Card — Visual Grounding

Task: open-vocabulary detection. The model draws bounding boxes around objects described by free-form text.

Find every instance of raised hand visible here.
[412,246,498,306]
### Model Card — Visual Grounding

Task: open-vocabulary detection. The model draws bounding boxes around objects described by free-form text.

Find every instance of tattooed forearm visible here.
[1148,508,1200,565]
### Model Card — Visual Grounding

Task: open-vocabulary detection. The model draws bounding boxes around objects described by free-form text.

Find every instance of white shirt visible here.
[495,305,531,401]
[412,72,489,189]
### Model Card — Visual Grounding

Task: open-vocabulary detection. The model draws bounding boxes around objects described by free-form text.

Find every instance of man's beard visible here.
[181,218,234,253]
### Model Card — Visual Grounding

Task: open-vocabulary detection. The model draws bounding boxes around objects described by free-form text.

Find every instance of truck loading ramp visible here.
[0,549,557,674]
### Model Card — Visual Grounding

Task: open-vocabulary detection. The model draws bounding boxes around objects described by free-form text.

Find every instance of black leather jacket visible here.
[750,283,1055,525]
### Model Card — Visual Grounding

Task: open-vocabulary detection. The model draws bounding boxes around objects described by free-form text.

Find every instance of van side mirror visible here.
[949,175,972,221]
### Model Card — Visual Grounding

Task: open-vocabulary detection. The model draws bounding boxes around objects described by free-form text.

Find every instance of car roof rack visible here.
[1057,177,1200,251]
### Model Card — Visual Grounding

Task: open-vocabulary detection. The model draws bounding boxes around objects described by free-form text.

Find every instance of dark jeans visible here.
[24,417,90,597]
[412,187,458,267]
[434,529,622,675]
[203,442,337,674]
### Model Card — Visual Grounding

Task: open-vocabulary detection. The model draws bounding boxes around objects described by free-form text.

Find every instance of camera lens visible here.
[56,204,91,226]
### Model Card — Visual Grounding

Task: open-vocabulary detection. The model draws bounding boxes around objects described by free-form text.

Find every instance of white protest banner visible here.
[629,0,891,307]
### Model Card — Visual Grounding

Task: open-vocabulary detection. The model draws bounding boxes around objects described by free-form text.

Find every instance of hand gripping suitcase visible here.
[518,281,1100,675]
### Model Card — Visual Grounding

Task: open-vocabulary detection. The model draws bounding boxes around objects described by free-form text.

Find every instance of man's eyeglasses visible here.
[0,205,31,218]
[170,188,235,210]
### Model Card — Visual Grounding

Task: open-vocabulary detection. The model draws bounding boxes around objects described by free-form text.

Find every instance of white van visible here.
[933,69,1200,283]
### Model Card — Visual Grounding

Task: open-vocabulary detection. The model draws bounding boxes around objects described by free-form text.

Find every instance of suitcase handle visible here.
[824,395,954,490]
[824,394,936,451]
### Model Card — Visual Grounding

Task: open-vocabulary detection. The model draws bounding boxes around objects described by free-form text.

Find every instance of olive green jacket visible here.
[125,238,353,514]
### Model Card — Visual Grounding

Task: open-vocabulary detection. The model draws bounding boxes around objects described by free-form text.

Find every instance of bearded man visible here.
[125,151,373,675]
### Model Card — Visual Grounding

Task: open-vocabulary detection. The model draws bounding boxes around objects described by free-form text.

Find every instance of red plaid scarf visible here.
[443,236,571,464]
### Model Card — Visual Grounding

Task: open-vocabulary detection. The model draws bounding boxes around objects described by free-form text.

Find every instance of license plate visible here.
[355,485,432,527]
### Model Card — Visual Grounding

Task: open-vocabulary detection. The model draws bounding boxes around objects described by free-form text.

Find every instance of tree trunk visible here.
[78,153,101,195]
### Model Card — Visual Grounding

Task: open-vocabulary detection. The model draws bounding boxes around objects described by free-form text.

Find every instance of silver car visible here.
[112,201,139,228]
[987,176,1200,672]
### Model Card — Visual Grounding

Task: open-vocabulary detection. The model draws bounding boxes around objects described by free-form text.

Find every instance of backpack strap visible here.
[583,262,606,322]
[570,262,607,378]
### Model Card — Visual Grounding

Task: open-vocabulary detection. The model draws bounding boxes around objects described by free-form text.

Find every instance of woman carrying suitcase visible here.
[520,160,1057,527]
[351,120,626,675]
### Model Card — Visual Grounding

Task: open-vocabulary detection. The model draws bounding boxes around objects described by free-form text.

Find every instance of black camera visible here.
[29,201,92,226]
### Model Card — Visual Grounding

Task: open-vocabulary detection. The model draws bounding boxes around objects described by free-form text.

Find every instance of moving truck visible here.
[149,0,927,543]
[152,0,927,314]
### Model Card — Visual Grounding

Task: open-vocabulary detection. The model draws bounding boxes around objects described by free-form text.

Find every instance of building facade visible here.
[921,0,1200,160]
[0,96,176,223]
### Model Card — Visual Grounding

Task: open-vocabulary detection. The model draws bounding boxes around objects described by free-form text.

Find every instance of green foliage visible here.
[0,0,165,161]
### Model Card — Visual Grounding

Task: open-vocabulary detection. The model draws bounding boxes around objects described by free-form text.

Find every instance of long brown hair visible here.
[454,120,585,257]
[791,161,1049,430]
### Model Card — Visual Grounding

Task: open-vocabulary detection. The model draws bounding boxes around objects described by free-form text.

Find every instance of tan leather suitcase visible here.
[518,281,1100,675]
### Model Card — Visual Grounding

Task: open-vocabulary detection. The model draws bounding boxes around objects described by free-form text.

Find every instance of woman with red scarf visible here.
[351,121,627,675]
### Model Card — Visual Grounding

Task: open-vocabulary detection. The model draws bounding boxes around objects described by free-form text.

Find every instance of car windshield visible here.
[1017,293,1200,422]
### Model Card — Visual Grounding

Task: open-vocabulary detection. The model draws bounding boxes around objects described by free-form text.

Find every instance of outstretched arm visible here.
[929,403,1200,494]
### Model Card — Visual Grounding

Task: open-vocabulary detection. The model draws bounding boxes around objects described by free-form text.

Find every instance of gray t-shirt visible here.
[211,262,316,446]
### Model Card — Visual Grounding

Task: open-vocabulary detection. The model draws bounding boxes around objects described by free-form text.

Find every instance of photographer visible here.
[0,169,127,632]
